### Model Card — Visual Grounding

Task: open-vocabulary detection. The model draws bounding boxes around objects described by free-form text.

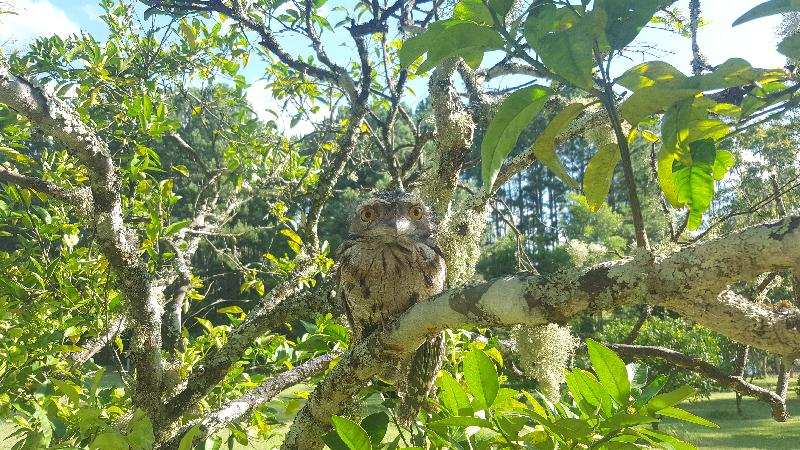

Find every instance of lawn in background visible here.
[662,389,800,450]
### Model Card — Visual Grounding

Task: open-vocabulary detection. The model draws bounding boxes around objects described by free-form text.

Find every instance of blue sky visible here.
[0,1,788,132]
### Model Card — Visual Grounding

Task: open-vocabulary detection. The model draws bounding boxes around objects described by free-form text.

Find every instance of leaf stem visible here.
[594,44,650,249]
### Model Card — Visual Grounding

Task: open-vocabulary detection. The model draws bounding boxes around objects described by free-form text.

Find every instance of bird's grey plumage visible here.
[337,191,447,424]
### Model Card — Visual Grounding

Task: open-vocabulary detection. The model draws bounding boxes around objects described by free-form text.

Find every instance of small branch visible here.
[688,174,800,243]
[161,353,338,449]
[164,132,210,174]
[346,0,406,35]
[594,46,649,249]
[479,61,547,80]
[603,343,788,421]
[0,166,93,216]
[67,316,128,370]
[622,306,652,344]
[161,240,191,353]
[689,0,707,76]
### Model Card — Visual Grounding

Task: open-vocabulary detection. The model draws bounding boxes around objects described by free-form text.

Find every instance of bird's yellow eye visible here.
[360,207,377,222]
[409,205,423,220]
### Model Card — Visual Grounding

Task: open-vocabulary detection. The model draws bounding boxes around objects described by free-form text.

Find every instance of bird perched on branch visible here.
[337,190,447,425]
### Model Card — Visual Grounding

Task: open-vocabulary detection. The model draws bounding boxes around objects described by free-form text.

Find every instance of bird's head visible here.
[348,191,435,241]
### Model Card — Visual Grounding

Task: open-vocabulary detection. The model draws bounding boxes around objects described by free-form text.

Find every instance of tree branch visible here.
[0,166,93,216]
[420,59,474,218]
[602,343,788,421]
[161,353,338,449]
[164,132,210,175]
[67,316,128,370]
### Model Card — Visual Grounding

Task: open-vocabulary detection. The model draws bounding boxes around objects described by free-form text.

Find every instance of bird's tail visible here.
[396,332,446,426]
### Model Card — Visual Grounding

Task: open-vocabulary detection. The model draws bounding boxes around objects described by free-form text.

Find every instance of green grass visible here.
[1,379,798,449]
[660,388,800,450]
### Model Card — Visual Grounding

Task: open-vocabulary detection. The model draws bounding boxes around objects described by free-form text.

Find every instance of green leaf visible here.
[658,407,719,428]
[571,369,613,415]
[616,61,687,91]
[532,103,585,189]
[331,415,372,450]
[171,165,190,177]
[492,387,526,412]
[551,417,592,439]
[645,385,697,413]
[692,58,768,90]
[586,339,631,406]
[90,432,129,450]
[522,390,549,419]
[599,0,675,50]
[637,428,699,450]
[733,0,800,26]
[496,414,527,438]
[463,349,499,410]
[52,379,81,404]
[674,140,718,230]
[453,0,493,24]
[778,32,800,60]
[600,413,660,430]
[323,430,350,450]
[127,410,155,450]
[481,86,553,189]
[489,0,514,18]
[713,150,735,180]
[217,306,244,315]
[398,20,504,73]
[621,86,698,126]
[565,370,599,415]
[164,219,192,236]
[436,371,472,415]
[583,143,620,212]
[524,6,602,89]
[360,412,389,448]
[637,375,668,406]
[675,164,713,230]
[429,416,489,427]
[178,424,202,450]
[658,98,727,207]
[143,6,159,21]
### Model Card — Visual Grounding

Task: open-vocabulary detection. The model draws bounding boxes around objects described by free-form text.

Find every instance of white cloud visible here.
[0,0,80,51]
[246,80,329,136]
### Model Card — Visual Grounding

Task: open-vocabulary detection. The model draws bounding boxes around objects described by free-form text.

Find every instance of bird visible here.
[336,190,447,425]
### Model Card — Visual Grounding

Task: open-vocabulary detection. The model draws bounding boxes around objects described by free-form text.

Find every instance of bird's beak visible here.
[392,215,411,234]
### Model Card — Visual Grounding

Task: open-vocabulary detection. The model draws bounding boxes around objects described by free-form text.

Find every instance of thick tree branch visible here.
[0,59,165,419]
[603,343,788,421]
[283,217,800,449]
